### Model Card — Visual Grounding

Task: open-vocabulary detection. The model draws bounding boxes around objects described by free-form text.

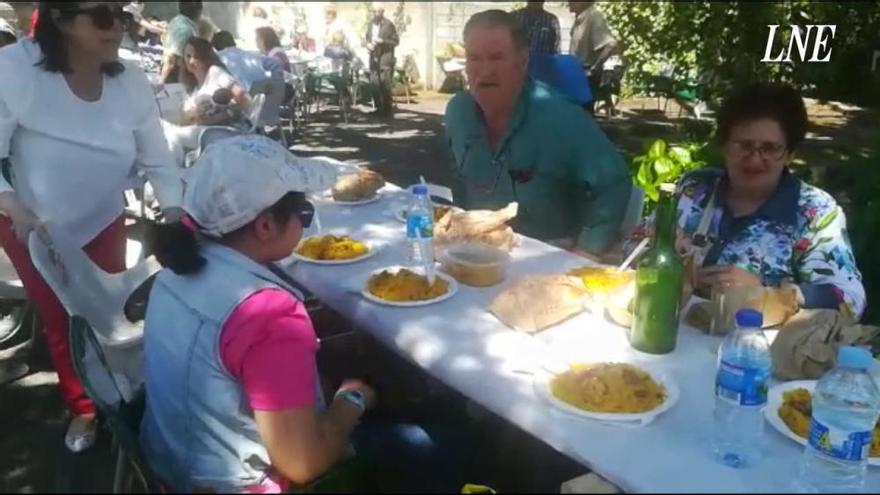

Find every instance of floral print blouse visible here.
[633,168,866,319]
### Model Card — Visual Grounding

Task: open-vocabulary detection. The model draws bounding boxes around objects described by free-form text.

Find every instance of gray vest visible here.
[140,243,319,492]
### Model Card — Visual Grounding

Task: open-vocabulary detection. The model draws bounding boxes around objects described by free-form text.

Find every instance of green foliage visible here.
[836,141,880,324]
[631,139,709,207]
[601,1,880,107]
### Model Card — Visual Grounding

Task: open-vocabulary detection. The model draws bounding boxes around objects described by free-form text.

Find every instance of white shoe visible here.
[65,414,98,453]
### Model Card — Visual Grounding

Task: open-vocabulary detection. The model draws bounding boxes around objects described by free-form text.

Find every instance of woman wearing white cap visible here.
[142,135,463,493]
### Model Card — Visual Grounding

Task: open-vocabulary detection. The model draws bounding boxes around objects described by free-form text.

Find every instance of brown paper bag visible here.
[435,203,519,252]
[770,309,879,380]
[489,275,590,334]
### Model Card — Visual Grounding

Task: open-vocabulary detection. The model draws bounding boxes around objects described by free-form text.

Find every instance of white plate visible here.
[764,380,880,466]
[329,193,383,207]
[361,266,459,307]
[291,239,378,265]
[534,361,680,427]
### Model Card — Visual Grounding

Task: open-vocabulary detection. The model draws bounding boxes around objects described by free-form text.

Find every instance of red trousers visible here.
[0,216,126,415]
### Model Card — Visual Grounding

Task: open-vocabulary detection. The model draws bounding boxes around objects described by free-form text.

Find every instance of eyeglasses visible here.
[727,139,788,162]
[453,136,512,195]
[297,201,315,229]
[68,4,125,31]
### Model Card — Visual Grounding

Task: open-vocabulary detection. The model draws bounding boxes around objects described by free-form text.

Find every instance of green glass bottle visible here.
[630,183,684,354]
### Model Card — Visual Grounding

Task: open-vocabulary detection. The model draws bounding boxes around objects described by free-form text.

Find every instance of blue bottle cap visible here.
[412,185,429,195]
[735,309,763,328]
[837,346,874,370]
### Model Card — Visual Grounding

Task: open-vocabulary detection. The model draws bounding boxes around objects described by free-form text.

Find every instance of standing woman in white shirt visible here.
[0,2,184,452]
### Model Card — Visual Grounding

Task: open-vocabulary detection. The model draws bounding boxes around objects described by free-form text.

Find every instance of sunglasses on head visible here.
[68,4,125,31]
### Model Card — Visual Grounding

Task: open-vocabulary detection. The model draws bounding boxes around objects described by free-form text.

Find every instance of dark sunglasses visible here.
[68,4,125,31]
[297,201,315,229]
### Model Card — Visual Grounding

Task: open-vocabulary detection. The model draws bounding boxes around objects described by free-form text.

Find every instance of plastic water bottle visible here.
[796,346,880,493]
[406,186,434,265]
[711,308,771,468]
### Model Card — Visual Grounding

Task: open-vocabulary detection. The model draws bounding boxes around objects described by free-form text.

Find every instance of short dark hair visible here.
[179,36,227,93]
[34,2,124,76]
[463,10,528,52]
[716,82,808,151]
[211,30,236,51]
[179,1,203,21]
[255,26,281,51]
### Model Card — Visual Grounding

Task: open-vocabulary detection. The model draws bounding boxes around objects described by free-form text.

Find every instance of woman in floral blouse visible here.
[633,83,865,319]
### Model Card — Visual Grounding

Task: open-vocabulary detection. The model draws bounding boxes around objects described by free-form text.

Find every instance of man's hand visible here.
[699,265,761,291]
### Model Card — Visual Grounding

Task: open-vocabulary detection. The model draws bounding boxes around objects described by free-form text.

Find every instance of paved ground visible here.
[1,90,875,493]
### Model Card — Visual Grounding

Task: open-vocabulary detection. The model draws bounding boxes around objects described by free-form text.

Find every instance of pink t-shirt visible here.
[219,288,320,493]
[220,288,319,412]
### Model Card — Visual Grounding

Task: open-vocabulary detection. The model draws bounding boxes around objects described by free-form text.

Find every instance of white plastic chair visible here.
[620,186,646,240]
[28,225,161,402]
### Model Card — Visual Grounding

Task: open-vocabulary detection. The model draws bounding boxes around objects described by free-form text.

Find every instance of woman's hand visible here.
[0,192,44,244]
[699,265,762,291]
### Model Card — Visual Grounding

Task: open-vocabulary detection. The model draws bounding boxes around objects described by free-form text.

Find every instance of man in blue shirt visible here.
[445,10,631,256]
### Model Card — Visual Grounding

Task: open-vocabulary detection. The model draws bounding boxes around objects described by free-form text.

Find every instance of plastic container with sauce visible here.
[439,242,510,287]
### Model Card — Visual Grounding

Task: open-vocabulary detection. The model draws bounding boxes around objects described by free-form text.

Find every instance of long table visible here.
[283,182,880,493]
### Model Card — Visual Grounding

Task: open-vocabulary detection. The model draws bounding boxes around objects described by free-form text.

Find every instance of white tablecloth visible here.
[283,183,880,493]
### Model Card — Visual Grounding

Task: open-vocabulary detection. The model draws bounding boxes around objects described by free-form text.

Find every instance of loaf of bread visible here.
[331,170,385,202]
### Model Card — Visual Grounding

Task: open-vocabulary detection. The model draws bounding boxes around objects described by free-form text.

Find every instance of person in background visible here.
[365,3,398,118]
[161,36,251,167]
[142,135,465,493]
[630,83,866,319]
[160,0,202,84]
[568,1,620,115]
[256,26,290,73]
[291,25,316,54]
[0,1,183,452]
[123,1,165,37]
[0,18,17,47]
[511,1,560,55]
[322,4,356,55]
[211,30,282,92]
[118,11,143,63]
[445,10,631,257]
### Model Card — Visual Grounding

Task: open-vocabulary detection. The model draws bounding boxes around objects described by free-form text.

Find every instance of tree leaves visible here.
[601,1,880,106]
[632,138,708,212]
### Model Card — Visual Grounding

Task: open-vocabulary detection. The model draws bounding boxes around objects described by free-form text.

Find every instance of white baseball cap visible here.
[183,135,338,237]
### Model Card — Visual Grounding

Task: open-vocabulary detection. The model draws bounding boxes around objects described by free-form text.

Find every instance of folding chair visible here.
[69,315,163,493]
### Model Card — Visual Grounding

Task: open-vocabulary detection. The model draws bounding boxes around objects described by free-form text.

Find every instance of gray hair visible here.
[463,9,528,52]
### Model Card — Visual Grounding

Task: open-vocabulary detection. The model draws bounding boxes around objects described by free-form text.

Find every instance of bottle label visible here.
[715,360,769,407]
[808,418,872,462]
[406,214,433,240]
